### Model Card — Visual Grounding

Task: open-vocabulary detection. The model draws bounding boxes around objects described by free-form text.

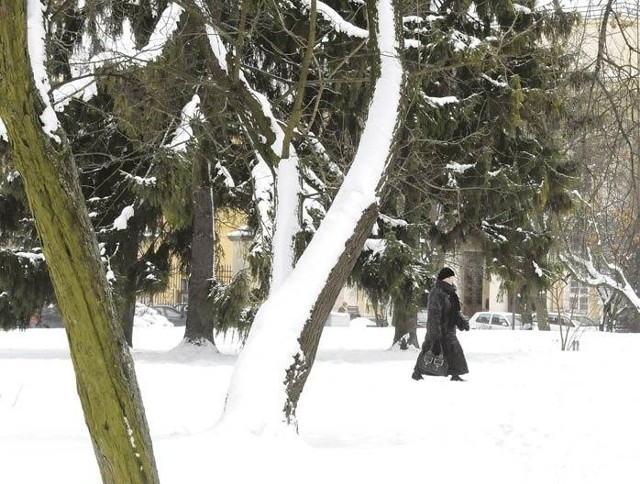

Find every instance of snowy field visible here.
[1,322,638,484]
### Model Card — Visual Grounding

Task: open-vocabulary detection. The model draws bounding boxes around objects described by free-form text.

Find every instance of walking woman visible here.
[412,267,469,381]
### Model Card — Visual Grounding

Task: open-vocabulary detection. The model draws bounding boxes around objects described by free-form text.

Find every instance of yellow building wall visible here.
[149,209,247,306]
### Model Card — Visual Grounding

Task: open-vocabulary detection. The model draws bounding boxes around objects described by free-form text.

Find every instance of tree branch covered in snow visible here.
[561,252,640,312]
[52,3,185,110]
[166,95,203,152]
[201,11,337,289]
[299,0,369,38]
[27,0,61,142]
[219,0,403,434]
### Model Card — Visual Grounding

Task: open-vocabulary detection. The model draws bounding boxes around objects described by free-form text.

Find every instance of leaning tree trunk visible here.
[0,4,159,484]
[183,155,216,345]
[219,0,404,434]
[284,204,379,421]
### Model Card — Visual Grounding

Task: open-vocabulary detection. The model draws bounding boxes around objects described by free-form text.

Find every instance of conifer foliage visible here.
[353,0,580,340]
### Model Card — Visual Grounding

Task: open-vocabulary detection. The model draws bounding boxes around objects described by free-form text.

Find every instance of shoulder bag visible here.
[417,345,448,377]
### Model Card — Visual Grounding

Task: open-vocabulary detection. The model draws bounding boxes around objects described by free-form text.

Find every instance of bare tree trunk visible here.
[533,290,550,331]
[0,5,159,483]
[116,216,145,347]
[391,304,419,349]
[184,157,216,344]
[120,284,137,347]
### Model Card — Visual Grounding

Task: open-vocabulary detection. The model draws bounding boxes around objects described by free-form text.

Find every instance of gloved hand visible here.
[458,314,470,331]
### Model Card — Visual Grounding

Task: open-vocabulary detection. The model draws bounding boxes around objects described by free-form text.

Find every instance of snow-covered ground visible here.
[1,323,638,484]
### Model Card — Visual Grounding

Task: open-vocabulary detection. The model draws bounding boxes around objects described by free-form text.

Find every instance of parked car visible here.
[37,305,64,328]
[469,311,532,330]
[573,314,600,328]
[151,304,187,326]
[533,312,599,331]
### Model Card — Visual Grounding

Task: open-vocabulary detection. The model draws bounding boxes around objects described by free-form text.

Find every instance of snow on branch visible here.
[215,162,235,188]
[0,117,7,141]
[561,252,640,311]
[203,25,277,247]
[123,173,157,187]
[204,24,228,74]
[364,238,387,257]
[14,251,46,264]
[249,152,275,251]
[379,213,408,228]
[113,205,135,231]
[513,3,533,15]
[451,29,482,52]
[299,0,369,38]
[203,16,328,270]
[27,0,61,142]
[167,95,203,152]
[52,3,184,110]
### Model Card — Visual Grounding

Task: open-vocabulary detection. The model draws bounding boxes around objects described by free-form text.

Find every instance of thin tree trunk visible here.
[270,157,301,291]
[0,5,159,483]
[119,286,137,346]
[117,217,144,347]
[268,0,317,290]
[533,290,550,331]
[184,159,216,344]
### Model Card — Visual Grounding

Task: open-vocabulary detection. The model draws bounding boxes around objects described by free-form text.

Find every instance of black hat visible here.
[437,267,455,280]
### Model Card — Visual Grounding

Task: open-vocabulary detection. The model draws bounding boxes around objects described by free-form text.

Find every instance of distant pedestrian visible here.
[29,314,41,328]
[412,267,469,381]
[337,301,348,313]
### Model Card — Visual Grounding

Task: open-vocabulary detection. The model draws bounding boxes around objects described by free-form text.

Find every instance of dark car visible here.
[37,306,64,328]
[533,312,599,331]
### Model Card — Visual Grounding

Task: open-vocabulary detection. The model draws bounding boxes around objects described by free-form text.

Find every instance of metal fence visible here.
[142,265,234,306]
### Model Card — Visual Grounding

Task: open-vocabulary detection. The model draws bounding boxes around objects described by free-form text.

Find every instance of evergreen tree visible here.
[354,0,579,342]
[0,148,54,328]
[1,2,258,342]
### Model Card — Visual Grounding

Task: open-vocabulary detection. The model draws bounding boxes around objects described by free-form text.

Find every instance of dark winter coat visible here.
[416,280,469,376]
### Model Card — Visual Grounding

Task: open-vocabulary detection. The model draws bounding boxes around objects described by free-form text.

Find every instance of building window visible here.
[568,279,589,313]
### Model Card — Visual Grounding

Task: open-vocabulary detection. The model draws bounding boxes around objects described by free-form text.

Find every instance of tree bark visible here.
[284,204,379,422]
[532,290,550,331]
[118,273,138,347]
[391,303,420,349]
[0,4,159,483]
[183,157,216,345]
[115,216,145,347]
